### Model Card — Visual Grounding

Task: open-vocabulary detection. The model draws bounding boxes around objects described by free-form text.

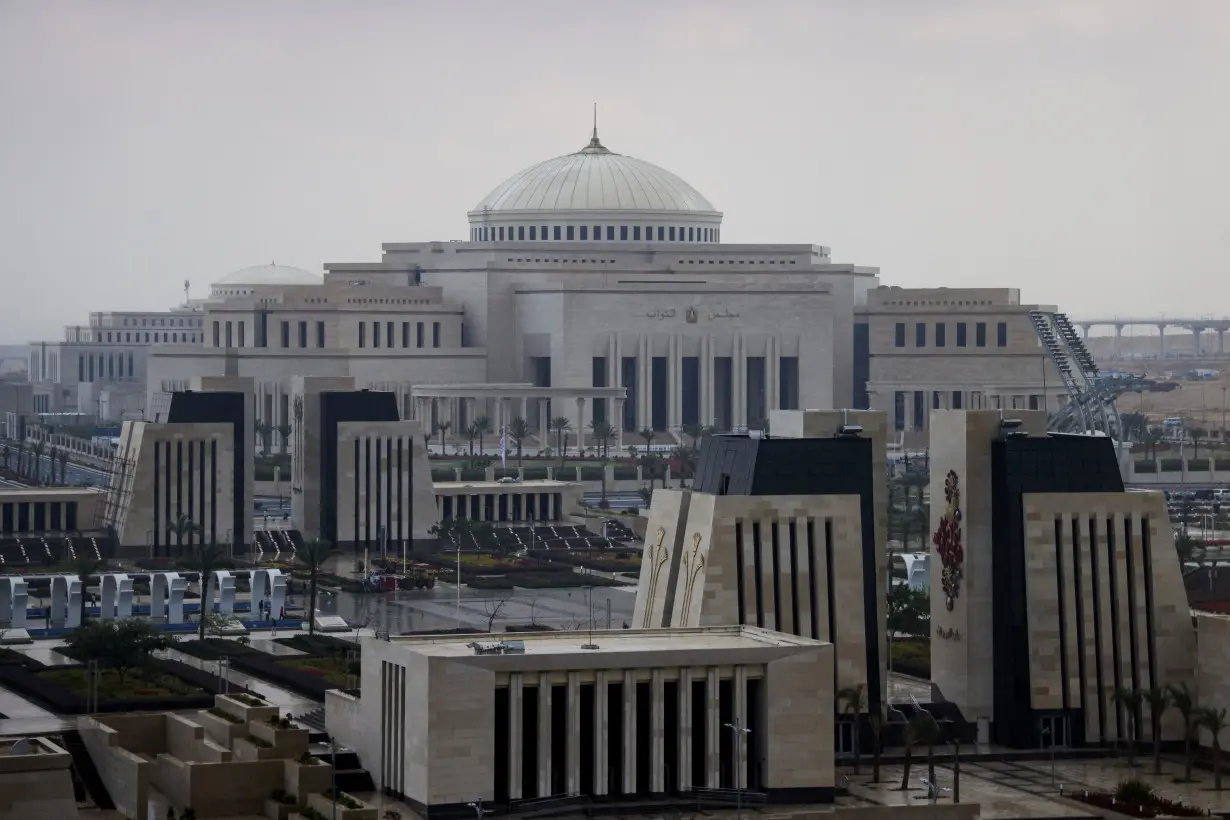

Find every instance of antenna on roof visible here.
[592,102,598,141]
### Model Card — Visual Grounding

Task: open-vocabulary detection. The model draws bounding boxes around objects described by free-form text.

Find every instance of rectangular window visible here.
[401,322,409,348]
[387,321,394,348]
[915,322,926,347]
[997,321,1008,347]
[358,323,366,348]
[933,391,942,410]
[212,321,220,347]
[529,226,536,240]
[518,226,525,240]
[669,226,676,241]
[893,391,906,431]
[416,322,424,347]
[498,227,504,241]
[620,225,628,240]
[432,322,441,347]
[373,322,381,348]
[317,321,326,347]
[593,225,600,238]
[554,226,562,240]
[632,226,641,240]
[280,321,290,347]
[894,322,906,347]
[606,225,614,240]
[298,321,307,348]
[956,322,967,347]
[935,323,946,347]
[688,227,694,241]
[913,390,925,430]
[658,226,665,241]
[540,225,547,238]
[952,391,964,409]
[976,322,987,347]
[224,322,232,348]
[580,226,588,240]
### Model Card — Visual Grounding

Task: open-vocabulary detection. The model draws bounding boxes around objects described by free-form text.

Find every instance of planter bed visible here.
[226,652,356,701]
[1069,783,1203,818]
[272,635,358,656]
[174,637,264,661]
[530,550,641,573]
[0,652,239,714]
[468,571,623,590]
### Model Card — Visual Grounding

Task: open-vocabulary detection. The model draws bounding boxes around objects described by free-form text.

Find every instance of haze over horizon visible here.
[2,0,1228,343]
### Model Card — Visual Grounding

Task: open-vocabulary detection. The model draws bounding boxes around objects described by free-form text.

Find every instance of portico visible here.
[410,383,627,450]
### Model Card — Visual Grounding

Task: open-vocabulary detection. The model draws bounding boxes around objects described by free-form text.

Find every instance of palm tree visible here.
[297,539,338,635]
[474,415,493,454]
[184,542,231,640]
[166,514,200,557]
[1143,687,1171,775]
[434,421,451,454]
[507,417,530,471]
[837,684,867,776]
[639,427,655,449]
[464,421,481,456]
[1196,707,1229,790]
[590,420,615,459]
[276,423,292,455]
[1114,686,1144,767]
[70,553,108,625]
[1169,682,1198,782]
[550,416,572,460]
[255,421,272,455]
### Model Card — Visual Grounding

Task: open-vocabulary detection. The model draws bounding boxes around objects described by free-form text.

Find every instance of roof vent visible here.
[468,640,526,655]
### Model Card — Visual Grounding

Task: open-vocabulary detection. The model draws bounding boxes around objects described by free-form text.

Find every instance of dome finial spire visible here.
[592,102,598,142]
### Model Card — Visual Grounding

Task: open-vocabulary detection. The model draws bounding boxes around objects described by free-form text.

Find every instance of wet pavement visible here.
[161,647,318,714]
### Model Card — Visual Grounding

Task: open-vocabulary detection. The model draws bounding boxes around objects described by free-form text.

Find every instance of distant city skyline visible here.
[2,0,1228,343]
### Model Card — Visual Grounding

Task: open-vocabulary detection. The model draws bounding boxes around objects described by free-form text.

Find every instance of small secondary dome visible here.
[213,263,322,287]
[467,126,722,244]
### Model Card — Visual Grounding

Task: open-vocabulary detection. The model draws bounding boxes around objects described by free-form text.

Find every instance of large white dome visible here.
[467,130,722,244]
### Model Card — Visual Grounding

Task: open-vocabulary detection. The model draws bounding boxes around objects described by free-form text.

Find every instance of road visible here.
[11,452,108,488]
[582,492,643,510]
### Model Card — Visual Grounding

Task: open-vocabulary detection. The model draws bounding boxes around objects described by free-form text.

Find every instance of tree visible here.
[507,417,530,471]
[1120,412,1148,442]
[913,711,942,789]
[1114,686,1144,767]
[474,415,493,454]
[483,591,512,632]
[255,421,272,456]
[1196,707,1229,790]
[276,423,292,455]
[898,712,920,791]
[550,416,572,460]
[887,584,930,640]
[64,618,170,686]
[837,684,866,776]
[183,542,232,641]
[1190,427,1208,460]
[590,420,615,459]
[297,539,338,636]
[1143,686,1171,776]
[639,427,655,449]
[1169,682,1198,782]
[166,514,200,556]
[464,421,481,456]
[434,421,451,454]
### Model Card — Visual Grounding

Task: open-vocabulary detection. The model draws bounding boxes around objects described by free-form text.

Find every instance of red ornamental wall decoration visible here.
[933,469,964,611]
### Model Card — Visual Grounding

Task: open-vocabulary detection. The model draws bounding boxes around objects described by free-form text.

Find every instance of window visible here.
[401,321,409,348]
[432,322,441,347]
[606,226,614,240]
[224,322,233,348]
[554,226,562,240]
[498,227,505,241]
[688,227,694,241]
[935,323,946,347]
[952,391,963,409]
[237,323,245,347]
[658,226,665,241]
[633,226,641,240]
[358,322,366,348]
[593,225,600,238]
[580,226,588,240]
[893,391,906,431]
[211,322,220,347]
[620,225,628,240]
[975,322,987,347]
[541,225,547,238]
[915,322,926,347]
[566,226,574,240]
[281,321,290,347]
[669,226,676,241]
[997,321,1008,347]
[317,321,326,347]
[416,322,424,347]
[933,391,942,410]
[373,322,381,348]
[529,226,536,240]
[956,322,967,347]
[894,323,906,347]
[298,321,307,348]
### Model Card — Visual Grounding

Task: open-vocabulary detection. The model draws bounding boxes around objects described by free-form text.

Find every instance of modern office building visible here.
[326,626,834,817]
[928,410,1195,748]
[633,409,888,748]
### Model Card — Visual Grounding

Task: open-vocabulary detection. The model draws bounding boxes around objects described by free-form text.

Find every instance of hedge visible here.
[224,652,342,701]
[0,653,234,714]
[890,639,931,680]
[531,550,641,573]
[612,466,639,480]
[1134,461,1157,473]
[580,466,604,481]
[174,638,263,661]
[522,467,549,480]
[493,468,520,480]
[431,468,457,482]
[1160,458,1184,472]
[1188,458,1211,471]
[1218,459,1230,472]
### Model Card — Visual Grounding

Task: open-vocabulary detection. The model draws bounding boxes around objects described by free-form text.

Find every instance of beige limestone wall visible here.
[764,644,834,790]
[928,410,1047,724]
[427,656,497,805]
[632,487,691,629]
[1196,612,1230,748]
[0,768,79,820]
[336,419,437,543]
[77,716,152,820]
[291,375,356,540]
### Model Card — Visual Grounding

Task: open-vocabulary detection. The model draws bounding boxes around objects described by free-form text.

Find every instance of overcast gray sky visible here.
[2,0,1228,343]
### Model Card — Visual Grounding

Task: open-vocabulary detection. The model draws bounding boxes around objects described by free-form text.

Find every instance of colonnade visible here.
[411,389,627,450]
[501,665,757,801]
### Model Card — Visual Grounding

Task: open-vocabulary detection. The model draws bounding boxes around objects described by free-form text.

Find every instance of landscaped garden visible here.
[1069,779,1204,818]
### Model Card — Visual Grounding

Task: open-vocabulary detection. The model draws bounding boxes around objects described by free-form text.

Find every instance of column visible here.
[732,335,744,429]
[575,397,586,454]
[1114,325,1124,359]
[566,671,581,796]
[613,334,623,429]
[537,674,552,797]
[622,669,637,795]
[509,673,524,799]
[1194,328,1203,357]
[650,668,665,793]
[614,400,625,449]
[700,335,712,427]
[594,670,609,795]
[704,667,720,787]
[538,400,549,439]
[677,668,693,791]
[767,336,779,414]
[733,666,748,790]
[668,334,681,433]
[1158,325,1166,359]
[639,336,651,432]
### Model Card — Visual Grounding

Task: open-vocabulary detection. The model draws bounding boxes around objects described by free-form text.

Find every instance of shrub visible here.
[271,788,297,804]
[297,751,319,765]
[267,714,293,730]
[613,466,638,480]
[522,466,549,480]
[1159,458,1184,472]
[323,789,363,810]
[1115,779,1155,804]
[1133,460,1157,473]
[208,707,241,724]
[459,468,486,481]
[580,466,604,481]
[1216,459,1230,472]
[430,468,456,482]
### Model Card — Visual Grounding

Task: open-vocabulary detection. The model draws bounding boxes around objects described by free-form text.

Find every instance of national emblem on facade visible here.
[932,469,964,611]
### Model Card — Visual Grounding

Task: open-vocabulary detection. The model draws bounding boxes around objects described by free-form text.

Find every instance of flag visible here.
[499,427,507,469]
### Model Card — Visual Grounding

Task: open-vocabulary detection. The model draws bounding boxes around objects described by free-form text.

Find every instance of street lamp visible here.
[724,721,752,820]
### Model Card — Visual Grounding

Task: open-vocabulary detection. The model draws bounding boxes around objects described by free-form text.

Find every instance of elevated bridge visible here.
[1072,317,1230,359]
